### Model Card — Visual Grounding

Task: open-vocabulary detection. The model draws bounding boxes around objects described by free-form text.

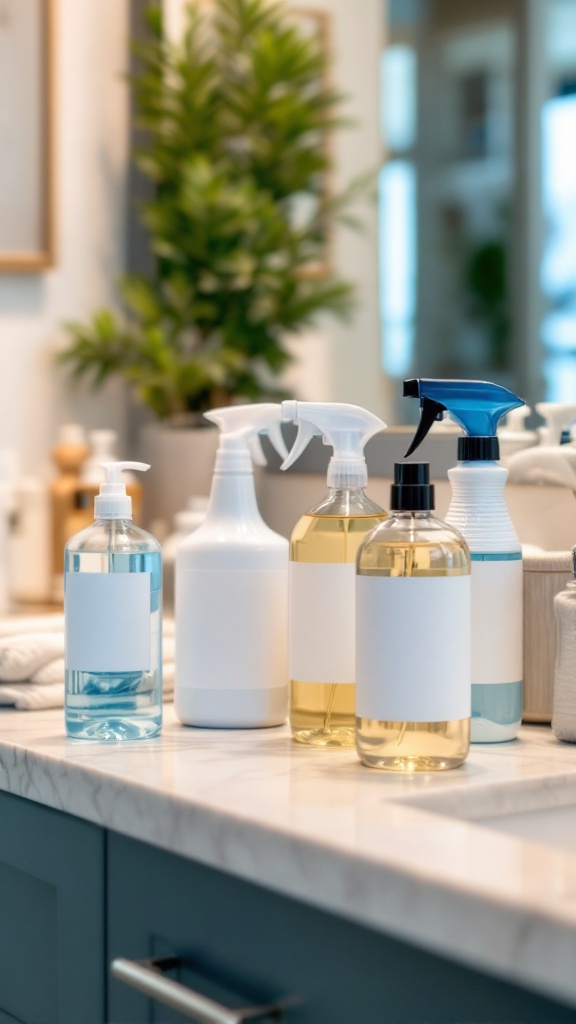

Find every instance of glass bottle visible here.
[356,463,471,771]
[290,486,386,747]
[64,463,162,741]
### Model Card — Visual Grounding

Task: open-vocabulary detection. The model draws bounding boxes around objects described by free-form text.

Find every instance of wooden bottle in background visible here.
[67,430,144,537]
[50,425,89,602]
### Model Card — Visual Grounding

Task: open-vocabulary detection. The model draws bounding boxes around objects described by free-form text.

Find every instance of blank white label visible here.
[356,575,471,722]
[471,560,523,684]
[289,562,356,683]
[176,569,287,690]
[65,573,151,672]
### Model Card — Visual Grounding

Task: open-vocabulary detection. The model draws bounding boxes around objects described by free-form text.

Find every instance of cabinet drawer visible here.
[107,832,574,1024]
[0,791,105,1024]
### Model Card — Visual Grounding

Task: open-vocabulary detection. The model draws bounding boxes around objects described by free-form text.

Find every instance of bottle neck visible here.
[389,510,432,519]
[329,485,367,500]
[207,470,262,522]
[311,486,383,518]
[327,457,367,490]
[94,516,133,525]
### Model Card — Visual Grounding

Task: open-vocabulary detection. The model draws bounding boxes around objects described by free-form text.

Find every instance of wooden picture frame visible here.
[0,0,55,271]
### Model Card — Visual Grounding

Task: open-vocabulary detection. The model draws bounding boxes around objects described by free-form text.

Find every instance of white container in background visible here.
[162,496,209,612]
[10,479,51,603]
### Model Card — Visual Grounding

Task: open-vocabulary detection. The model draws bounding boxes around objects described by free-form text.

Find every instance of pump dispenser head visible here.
[204,403,288,473]
[280,401,386,487]
[391,463,434,511]
[95,461,150,519]
[403,379,525,461]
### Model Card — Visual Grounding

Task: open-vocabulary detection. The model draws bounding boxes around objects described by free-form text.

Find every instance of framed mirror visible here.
[0,0,55,271]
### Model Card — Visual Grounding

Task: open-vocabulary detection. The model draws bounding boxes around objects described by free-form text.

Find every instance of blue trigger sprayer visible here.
[403,379,526,743]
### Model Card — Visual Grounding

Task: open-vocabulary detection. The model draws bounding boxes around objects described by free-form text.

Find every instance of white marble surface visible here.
[2,709,576,1008]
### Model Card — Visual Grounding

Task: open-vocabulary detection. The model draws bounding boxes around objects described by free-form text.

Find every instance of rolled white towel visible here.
[0,615,173,636]
[163,662,174,694]
[162,636,175,663]
[0,682,64,711]
[32,657,65,686]
[0,657,175,711]
[0,633,65,682]
[34,657,175,690]
[0,615,176,709]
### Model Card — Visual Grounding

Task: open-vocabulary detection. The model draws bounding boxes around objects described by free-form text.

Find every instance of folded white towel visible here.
[30,656,174,692]
[0,615,176,711]
[0,633,65,682]
[0,615,175,638]
[0,682,65,711]
[163,636,175,663]
[32,657,65,686]
[0,663,174,711]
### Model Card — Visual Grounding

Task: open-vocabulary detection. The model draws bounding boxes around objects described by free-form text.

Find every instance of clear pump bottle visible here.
[356,463,471,771]
[64,462,162,741]
[281,401,387,748]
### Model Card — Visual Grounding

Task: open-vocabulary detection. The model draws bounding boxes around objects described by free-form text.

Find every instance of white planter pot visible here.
[139,422,219,530]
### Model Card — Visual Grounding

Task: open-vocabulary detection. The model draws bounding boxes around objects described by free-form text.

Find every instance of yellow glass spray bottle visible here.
[280,401,387,747]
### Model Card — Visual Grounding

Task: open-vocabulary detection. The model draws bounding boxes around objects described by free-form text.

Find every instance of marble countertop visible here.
[2,709,576,1008]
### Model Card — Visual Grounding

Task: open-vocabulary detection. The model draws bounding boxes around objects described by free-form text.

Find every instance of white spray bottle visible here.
[174,404,289,728]
[403,379,525,743]
[280,401,387,748]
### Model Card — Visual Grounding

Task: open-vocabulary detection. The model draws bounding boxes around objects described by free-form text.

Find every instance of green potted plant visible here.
[60,0,364,517]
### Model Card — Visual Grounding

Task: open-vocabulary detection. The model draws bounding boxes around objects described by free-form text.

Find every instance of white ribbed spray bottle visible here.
[403,379,525,743]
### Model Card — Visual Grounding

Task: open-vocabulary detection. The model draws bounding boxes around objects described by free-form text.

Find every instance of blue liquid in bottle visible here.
[65,519,162,741]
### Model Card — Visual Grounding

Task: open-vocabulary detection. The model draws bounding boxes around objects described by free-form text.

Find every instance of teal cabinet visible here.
[0,791,105,1024]
[0,790,574,1024]
[107,833,575,1024]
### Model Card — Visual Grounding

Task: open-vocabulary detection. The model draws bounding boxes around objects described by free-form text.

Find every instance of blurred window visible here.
[379,161,416,377]
[541,0,576,399]
[380,40,417,377]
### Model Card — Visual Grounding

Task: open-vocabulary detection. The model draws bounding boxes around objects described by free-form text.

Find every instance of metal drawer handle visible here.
[111,956,285,1024]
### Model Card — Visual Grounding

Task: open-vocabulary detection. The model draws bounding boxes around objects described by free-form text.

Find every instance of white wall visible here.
[282,0,391,423]
[0,0,130,478]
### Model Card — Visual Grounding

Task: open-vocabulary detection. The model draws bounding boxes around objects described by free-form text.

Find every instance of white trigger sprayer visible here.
[280,401,386,486]
[204,404,288,475]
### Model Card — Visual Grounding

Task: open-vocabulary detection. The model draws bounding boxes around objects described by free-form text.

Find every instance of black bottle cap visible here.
[458,436,500,461]
[390,462,435,511]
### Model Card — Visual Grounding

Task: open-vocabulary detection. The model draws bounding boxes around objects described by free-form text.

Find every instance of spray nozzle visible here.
[404,379,525,461]
[280,400,386,487]
[95,461,150,519]
[204,403,288,472]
